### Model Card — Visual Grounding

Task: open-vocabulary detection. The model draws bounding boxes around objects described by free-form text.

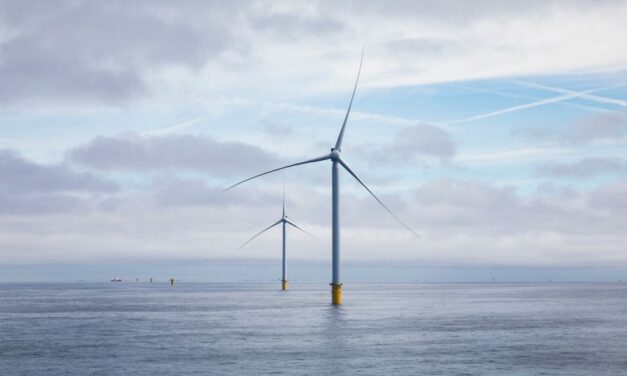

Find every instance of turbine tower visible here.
[226,49,417,304]
[238,185,312,291]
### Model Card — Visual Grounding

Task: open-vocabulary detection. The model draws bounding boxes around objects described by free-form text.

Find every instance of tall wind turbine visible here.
[239,185,313,291]
[226,49,417,304]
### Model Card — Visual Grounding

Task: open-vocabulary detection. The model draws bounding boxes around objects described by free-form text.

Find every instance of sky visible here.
[1,0,627,281]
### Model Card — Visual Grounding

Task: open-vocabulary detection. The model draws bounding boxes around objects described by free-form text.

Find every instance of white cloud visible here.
[536,157,626,178]
[3,147,627,267]
[2,1,626,106]
[513,113,627,145]
[66,133,283,177]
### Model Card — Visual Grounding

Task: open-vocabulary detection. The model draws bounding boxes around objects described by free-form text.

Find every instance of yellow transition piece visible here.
[331,283,342,305]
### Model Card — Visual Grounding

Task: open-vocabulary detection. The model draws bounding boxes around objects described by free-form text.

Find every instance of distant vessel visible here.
[110,277,122,282]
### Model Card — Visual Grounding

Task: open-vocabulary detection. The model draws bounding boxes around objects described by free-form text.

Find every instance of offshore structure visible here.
[238,186,312,290]
[226,49,416,304]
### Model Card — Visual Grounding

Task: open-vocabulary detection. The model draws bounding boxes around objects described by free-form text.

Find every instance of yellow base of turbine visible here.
[330,283,342,305]
[282,280,288,290]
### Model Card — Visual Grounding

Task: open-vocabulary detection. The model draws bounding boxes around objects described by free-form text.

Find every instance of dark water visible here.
[1,283,627,375]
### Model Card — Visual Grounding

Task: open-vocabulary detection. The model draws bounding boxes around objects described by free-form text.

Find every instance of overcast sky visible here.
[1,1,626,280]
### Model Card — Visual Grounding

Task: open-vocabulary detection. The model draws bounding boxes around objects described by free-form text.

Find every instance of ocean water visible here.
[1,283,626,375]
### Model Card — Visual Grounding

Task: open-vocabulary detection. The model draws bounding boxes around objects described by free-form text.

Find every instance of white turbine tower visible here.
[238,185,313,291]
[226,49,417,304]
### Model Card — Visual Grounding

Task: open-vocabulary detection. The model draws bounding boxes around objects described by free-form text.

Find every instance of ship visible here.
[110,277,122,282]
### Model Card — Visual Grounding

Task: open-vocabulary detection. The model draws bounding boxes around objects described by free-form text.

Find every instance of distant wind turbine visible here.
[226,48,417,304]
[239,185,313,291]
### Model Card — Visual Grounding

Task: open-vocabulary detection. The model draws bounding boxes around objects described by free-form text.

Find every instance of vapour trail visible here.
[443,84,624,125]
[452,84,618,114]
[512,80,627,109]
[142,118,202,136]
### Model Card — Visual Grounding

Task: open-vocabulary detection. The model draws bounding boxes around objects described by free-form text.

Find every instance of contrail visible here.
[512,80,627,108]
[142,118,202,136]
[443,84,624,125]
[452,84,618,114]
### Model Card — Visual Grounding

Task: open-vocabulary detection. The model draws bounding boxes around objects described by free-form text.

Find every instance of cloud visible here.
[261,119,295,137]
[250,9,345,38]
[513,113,627,145]
[404,178,627,267]
[344,0,552,22]
[2,1,626,105]
[0,1,235,104]
[391,123,456,160]
[359,123,456,164]
[589,180,627,211]
[0,149,116,214]
[66,133,282,177]
[381,37,463,57]
[536,157,626,178]
[564,113,627,144]
[411,178,521,231]
[3,149,627,266]
[0,150,115,194]
[150,177,279,208]
[3,171,627,266]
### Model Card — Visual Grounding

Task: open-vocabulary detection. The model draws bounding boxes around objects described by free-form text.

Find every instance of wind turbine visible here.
[226,49,417,304]
[239,185,313,291]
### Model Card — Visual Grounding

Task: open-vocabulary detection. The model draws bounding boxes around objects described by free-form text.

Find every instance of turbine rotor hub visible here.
[330,149,341,161]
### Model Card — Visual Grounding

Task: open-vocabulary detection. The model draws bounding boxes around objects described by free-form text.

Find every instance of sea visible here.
[1,282,626,375]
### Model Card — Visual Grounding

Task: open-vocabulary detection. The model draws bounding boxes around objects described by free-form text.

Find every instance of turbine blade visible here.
[238,219,282,250]
[338,158,419,237]
[285,219,315,238]
[282,180,286,217]
[335,46,365,151]
[224,154,331,191]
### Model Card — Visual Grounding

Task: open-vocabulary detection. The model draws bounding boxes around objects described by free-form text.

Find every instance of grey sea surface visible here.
[1,282,626,375]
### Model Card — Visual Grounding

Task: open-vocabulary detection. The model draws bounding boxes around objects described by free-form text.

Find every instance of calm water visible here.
[1,283,626,375]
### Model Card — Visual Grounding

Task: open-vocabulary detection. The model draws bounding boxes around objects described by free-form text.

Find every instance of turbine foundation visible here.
[282,280,288,290]
[330,283,342,305]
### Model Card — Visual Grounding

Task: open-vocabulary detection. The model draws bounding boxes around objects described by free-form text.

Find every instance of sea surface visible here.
[1,282,626,375]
